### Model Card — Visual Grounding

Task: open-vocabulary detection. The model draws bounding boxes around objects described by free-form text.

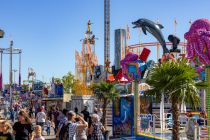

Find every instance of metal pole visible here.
[19,51,21,87]
[9,40,13,107]
[13,71,15,84]
[153,115,155,133]
[0,51,2,91]
[104,0,110,65]
[133,80,140,135]
[194,125,197,140]
[205,65,210,139]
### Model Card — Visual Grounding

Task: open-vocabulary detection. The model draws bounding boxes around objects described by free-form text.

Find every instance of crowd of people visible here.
[0,104,106,140]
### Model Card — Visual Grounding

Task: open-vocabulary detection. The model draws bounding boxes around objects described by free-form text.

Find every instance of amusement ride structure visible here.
[104,0,111,78]
[128,42,186,61]
[0,32,22,107]
[28,67,36,82]
[75,20,98,89]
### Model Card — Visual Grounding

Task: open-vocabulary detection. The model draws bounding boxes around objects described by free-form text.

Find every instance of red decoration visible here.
[161,54,175,62]
[43,87,48,95]
[107,75,115,82]
[114,69,129,83]
[139,48,151,62]
[115,69,122,81]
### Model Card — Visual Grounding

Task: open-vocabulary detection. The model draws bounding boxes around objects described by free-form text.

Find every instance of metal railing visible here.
[139,114,210,140]
[196,124,210,140]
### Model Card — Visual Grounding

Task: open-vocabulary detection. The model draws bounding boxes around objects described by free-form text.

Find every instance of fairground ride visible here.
[127,41,187,62]
[75,20,98,95]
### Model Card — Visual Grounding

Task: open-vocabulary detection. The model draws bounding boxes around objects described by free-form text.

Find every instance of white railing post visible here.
[194,125,197,140]
[153,115,155,133]
[198,126,201,140]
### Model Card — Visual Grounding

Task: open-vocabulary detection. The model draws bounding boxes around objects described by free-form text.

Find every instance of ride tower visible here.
[104,0,110,79]
[75,20,98,87]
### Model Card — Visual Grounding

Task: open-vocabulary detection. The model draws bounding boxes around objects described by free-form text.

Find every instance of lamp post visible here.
[0,30,22,107]
[9,40,13,108]
[1,40,21,108]
[0,29,4,92]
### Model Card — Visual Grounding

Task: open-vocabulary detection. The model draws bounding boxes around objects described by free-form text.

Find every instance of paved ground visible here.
[42,126,113,140]
[41,125,56,140]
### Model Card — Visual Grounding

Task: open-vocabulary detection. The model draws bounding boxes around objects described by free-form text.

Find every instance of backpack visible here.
[59,122,70,140]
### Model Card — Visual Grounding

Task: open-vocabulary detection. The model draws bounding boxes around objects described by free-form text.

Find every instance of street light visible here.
[0,30,22,108]
[0,29,4,93]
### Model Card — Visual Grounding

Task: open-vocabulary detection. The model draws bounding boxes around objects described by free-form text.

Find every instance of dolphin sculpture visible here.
[132,18,169,54]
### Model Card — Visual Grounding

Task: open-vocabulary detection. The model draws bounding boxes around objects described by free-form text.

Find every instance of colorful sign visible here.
[113,96,134,137]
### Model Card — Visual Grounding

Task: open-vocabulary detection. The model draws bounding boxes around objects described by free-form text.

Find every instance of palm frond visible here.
[145,59,201,107]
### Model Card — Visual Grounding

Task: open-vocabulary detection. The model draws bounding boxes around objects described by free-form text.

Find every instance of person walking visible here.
[45,117,51,136]
[55,109,69,140]
[97,108,103,122]
[81,106,90,122]
[89,114,105,140]
[52,107,60,134]
[13,110,34,140]
[36,106,46,134]
[10,107,15,123]
[4,108,8,119]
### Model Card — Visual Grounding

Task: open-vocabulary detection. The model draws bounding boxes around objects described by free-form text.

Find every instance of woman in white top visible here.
[67,111,88,140]
[36,106,46,133]
[76,114,87,140]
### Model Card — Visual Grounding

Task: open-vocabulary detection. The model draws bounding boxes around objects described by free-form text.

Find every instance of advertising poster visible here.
[113,96,134,137]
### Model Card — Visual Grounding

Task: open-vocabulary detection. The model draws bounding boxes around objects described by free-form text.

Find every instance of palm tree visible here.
[92,81,119,127]
[146,59,200,140]
[62,72,75,94]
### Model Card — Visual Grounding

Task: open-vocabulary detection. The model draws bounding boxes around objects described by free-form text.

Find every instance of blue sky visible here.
[0,0,210,84]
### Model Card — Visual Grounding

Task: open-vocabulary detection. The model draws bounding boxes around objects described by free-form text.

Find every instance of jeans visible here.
[46,127,50,135]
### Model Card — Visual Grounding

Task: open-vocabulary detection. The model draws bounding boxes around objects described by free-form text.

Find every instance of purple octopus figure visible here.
[184,19,210,65]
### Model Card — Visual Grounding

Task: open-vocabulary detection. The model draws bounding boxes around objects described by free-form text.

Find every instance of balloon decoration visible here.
[120,48,153,82]
[195,65,205,81]
[120,52,140,81]
[184,19,210,65]
[184,18,210,137]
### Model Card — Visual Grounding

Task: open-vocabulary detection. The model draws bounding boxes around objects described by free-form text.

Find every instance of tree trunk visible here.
[172,98,180,140]
[102,98,107,129]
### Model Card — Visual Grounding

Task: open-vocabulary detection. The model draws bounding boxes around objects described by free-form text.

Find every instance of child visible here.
[31,125,45,140]
[45,117,51,136]
[0,120,14,140]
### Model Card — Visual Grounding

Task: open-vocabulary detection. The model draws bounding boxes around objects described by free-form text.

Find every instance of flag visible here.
[126,25,131,39]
